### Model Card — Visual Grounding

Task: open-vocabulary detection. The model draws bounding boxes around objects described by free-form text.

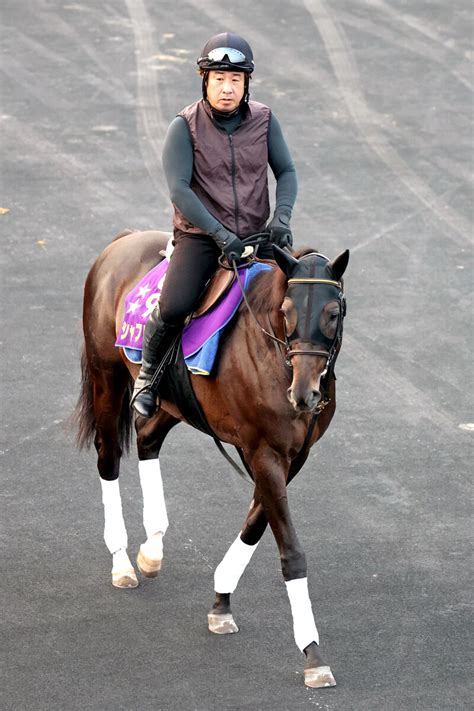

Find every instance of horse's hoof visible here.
[304,665,336,688]
[136,547,162,578]
[112,568,139,589]
[207,612,239,634]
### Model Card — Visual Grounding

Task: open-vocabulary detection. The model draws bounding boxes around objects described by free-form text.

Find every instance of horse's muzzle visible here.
[287,387,321,413]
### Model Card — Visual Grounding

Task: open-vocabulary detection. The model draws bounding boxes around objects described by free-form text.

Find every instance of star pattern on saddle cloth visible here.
[137,284,152,299]
[127,300,141,315]
[128,283,155,315]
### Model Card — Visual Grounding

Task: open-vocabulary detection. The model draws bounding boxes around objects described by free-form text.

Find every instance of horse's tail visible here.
[117,379,133,455]
[74,345,96,450]
[73,345,133,453]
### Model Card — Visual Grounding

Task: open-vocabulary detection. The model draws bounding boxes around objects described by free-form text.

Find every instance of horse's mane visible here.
[248,247,319,314]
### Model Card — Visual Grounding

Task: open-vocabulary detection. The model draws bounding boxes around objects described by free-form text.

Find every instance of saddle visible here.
[192,244,257,317]
[193,267,236,318]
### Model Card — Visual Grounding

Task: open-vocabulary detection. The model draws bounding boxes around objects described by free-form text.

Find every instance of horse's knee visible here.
[95,438,122,480]
[281,549,307,581]
[241,508,267,545]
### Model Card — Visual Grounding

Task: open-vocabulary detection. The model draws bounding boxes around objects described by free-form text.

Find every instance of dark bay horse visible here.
[75,229,349,688]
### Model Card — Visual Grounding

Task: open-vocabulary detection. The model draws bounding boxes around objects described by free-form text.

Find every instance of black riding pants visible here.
[159,232,220,326]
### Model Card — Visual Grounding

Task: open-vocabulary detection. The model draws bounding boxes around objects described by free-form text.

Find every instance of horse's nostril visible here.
[288,387,322,410]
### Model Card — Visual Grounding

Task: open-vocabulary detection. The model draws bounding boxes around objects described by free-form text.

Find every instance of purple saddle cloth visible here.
[115,259,272,375]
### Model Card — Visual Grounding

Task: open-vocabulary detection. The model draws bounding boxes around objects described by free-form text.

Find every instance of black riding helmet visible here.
[197,32,254,110]
[197,32,254,73]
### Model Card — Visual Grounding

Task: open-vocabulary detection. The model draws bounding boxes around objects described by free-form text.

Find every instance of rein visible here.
[211,241,346,481]
[231,245,346,415]
[231,257,345,369]
[232,259,288,356]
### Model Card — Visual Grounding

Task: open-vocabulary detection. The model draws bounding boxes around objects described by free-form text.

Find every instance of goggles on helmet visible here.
[199,47,247,64]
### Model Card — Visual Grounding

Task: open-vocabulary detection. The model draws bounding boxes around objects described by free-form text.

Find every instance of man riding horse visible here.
[77,33,349,686]
[132,32,298,417]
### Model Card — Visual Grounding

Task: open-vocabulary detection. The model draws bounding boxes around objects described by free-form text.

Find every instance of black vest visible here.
[174,99,271,238]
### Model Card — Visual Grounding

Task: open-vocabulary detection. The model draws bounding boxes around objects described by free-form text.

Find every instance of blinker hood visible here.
[287,279,343,352]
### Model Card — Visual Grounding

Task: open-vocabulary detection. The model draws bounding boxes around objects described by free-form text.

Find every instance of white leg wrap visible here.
[286,577,320,651]
[139,458,169,539]
[140,531,163,561]
[100,478,128,554]
[214,533,259,594]
[112,548,133,572]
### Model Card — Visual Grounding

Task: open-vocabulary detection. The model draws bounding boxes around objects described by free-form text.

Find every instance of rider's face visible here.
[206,70,245,112]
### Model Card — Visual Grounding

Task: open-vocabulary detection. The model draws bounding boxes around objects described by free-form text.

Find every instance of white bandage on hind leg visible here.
[100,478,128,554]
[285,577,320,651]
[214,533,259,594]
[139,458,169,539]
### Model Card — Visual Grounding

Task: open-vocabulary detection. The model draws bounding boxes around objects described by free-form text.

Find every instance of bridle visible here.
[212,245,347,480]
[286,276,345,360]
[233,252,346,383]
[285,274,346,377]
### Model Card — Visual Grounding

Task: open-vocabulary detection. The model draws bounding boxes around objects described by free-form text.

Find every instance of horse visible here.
[74,228,349,688]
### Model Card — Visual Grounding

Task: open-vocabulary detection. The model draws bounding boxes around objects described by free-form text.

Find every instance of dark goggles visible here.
[198,47,248,64]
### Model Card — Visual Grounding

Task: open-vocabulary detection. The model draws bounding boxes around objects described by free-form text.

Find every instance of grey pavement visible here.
[1,1,472,710]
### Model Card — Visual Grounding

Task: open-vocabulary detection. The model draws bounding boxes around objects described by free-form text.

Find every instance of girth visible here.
[160,343,215,436]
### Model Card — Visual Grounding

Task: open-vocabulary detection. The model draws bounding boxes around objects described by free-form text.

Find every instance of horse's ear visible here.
[329,249,350,281]
[272,245,299,276]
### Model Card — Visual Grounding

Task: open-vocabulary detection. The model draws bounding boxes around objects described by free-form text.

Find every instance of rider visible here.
[132,32,298,417]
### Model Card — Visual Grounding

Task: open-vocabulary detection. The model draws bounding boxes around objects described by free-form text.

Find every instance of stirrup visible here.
[131,386,159,418]
[131,333,181,417]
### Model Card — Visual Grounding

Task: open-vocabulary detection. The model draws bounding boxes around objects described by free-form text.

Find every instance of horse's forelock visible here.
[293,248,333,276]
[293,247,320,259]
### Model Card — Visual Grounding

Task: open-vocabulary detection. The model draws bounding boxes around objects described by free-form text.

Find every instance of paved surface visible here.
[1,1,472,709]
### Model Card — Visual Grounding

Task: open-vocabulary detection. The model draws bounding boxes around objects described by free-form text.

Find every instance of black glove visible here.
[267,210,293,248]
[211,225,245,262]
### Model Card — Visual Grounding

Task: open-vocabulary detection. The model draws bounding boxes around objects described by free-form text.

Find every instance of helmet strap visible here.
[202,71,209,101]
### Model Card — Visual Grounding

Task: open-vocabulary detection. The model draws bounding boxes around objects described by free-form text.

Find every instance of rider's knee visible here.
[159,302,188,327]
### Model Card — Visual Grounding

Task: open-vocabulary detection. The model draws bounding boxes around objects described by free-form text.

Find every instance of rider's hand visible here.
[212,225,245,262]
[267,210,293,249]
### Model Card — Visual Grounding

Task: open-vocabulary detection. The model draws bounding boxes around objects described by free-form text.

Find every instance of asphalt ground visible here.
[1,1,472,709]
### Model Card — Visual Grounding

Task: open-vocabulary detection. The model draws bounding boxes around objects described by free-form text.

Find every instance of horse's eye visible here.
[282,297,297,336]
[320,304,340,338]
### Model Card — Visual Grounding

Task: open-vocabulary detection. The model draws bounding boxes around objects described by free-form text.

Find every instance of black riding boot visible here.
[131,306,179,418]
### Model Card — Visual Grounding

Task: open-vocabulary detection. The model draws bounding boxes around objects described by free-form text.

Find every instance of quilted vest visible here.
[174,99,271,238]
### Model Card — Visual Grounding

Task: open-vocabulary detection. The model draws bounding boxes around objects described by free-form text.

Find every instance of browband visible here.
[288,278,341,288]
